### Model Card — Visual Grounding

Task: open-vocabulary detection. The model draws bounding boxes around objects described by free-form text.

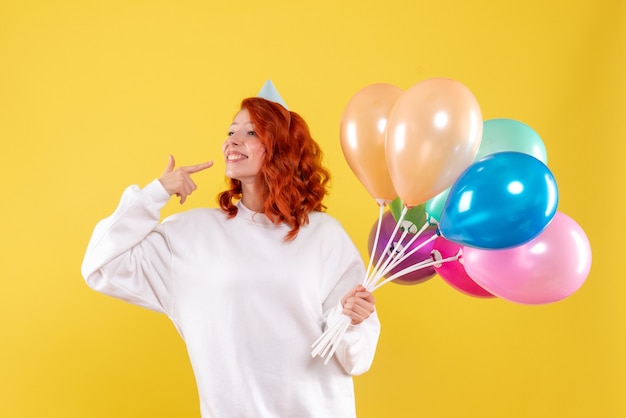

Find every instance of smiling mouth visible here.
[226,153,247,162]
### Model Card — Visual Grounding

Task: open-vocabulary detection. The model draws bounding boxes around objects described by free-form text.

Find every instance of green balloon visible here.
[476,118,548,163]
[389,198,427,232]
[425,188,450,223]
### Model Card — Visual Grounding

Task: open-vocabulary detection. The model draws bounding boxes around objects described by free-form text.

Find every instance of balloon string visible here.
[365,206,406,289]
[372,254,459,292]
[365,203,385,280]
[319,320,345,357]
[364,205,407,289]
[313,253,453,361]
[366,235,406,290]
[313,205,444,362]
[366,219,413,289]
[310,320,337,352]
[311,313,349,356]
[371,214,436,290]
[313,204,405,361]
[315,251,458,360]
[323,318,352,365]
[381,231,437,277]
[312,203,397,362]
[374,221,434,284]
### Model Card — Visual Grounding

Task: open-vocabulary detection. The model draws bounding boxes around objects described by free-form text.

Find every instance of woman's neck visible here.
[240,182,265,213]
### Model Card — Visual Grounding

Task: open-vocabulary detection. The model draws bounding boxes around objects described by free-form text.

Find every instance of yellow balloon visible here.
[385,78,483,207]
[340,83,403,204]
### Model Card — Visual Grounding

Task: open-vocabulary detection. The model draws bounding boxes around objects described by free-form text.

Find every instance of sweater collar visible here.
[235,200,278,227]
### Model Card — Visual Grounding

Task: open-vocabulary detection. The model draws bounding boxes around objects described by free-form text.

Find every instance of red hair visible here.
[218,97,331,240]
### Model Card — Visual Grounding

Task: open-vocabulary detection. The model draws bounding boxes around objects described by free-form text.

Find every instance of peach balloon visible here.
[340,83,403,204]
[385,78,483,207]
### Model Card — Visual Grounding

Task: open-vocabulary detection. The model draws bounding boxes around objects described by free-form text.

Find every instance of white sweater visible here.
[81,180,381,418]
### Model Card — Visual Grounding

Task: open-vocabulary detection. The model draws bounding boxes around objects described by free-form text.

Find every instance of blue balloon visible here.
[439,152,558,249]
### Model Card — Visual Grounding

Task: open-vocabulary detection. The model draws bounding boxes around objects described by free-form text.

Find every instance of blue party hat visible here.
[257,80,288,110]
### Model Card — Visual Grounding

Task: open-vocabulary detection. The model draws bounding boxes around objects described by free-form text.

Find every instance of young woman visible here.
[81,97,381,417]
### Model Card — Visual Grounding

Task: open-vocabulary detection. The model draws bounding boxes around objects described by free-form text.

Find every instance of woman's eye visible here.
[227,131,234,136]
[247,131,256,136]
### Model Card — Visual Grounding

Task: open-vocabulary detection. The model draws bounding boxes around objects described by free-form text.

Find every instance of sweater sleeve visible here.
[319,220,381,376]
[327,303,381,376]
[80,179,175,315]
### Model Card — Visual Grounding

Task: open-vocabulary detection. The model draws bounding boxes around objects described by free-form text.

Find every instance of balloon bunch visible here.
[311,79,592,363]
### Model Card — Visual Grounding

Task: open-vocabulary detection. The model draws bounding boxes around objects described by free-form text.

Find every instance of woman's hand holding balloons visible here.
[342,285,376,325]
[159,154,213,204]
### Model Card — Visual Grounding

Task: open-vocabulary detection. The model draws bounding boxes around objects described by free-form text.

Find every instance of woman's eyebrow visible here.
[229,122,255,129]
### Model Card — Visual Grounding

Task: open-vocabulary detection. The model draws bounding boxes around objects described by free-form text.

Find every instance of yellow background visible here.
[1,0,623,417]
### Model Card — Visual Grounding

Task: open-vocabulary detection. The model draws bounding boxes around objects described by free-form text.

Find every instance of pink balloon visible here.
[431,237,494,298]
[463,212,592,305]
[368,211,437,285]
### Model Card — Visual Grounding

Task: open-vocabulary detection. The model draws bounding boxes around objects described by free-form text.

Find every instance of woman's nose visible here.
[225,134,240,146]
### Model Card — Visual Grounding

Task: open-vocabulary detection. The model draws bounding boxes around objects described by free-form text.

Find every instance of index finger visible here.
[182,161,214,174]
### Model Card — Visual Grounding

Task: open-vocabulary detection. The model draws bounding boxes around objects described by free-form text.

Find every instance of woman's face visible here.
[222,109,266,184]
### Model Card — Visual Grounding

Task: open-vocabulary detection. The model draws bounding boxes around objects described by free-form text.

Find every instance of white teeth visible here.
[227,154,246,161]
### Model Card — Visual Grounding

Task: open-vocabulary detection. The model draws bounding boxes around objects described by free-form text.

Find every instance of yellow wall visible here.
[0,0,623,417]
